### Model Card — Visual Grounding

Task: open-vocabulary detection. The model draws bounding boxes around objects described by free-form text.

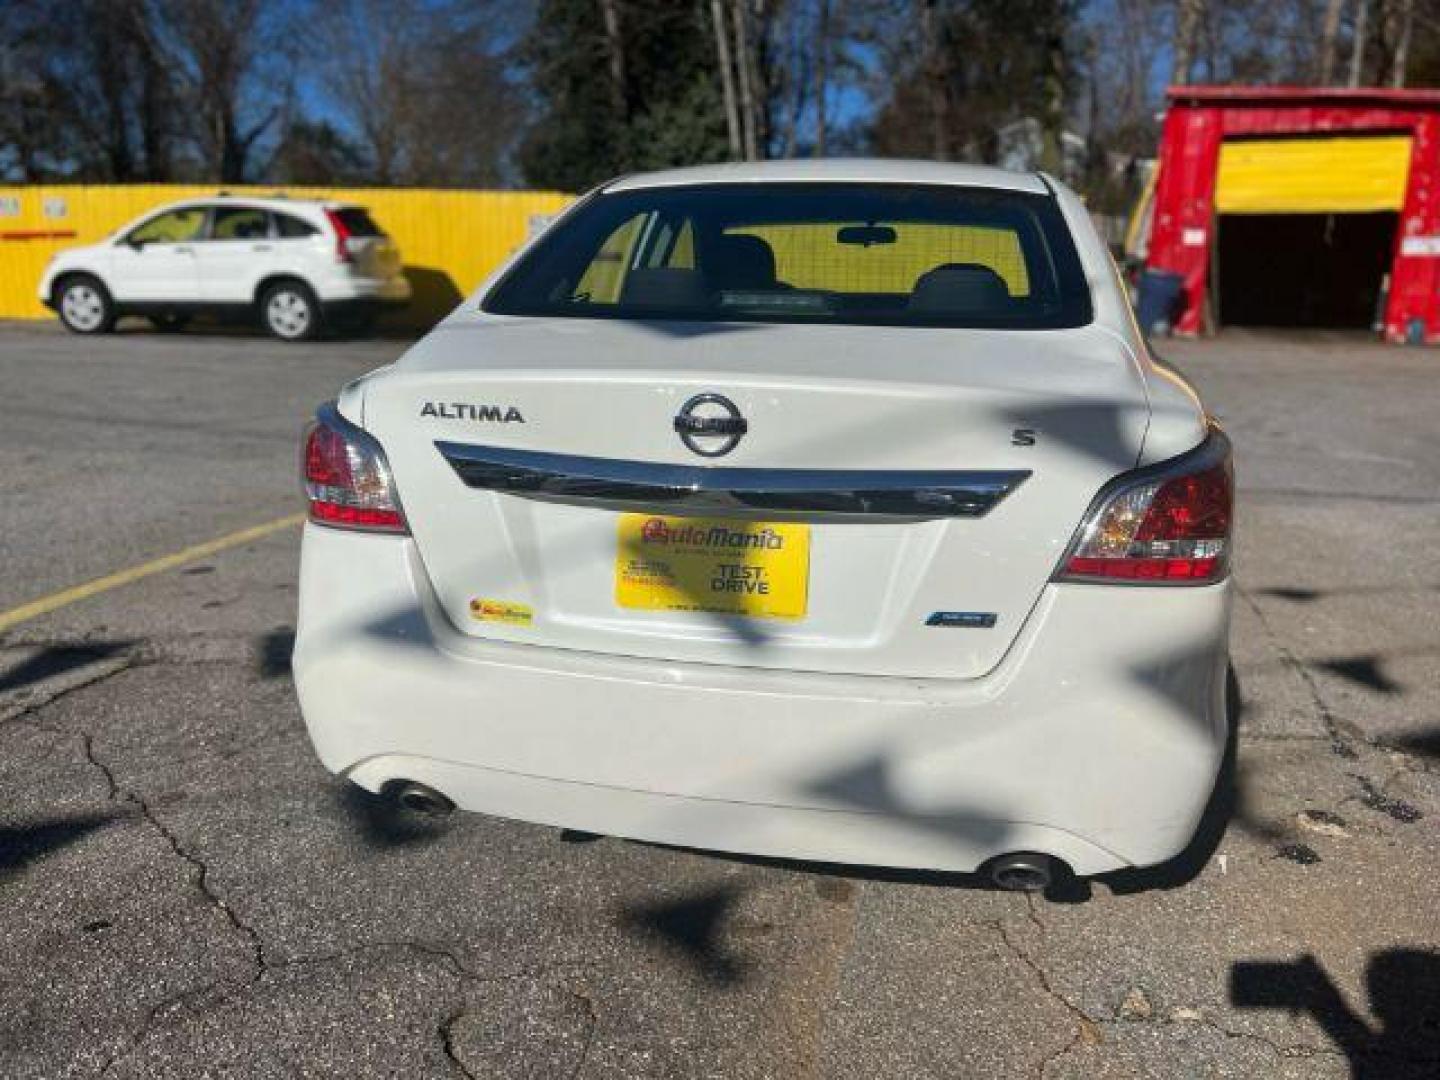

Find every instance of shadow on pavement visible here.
[393,266,463,330]
[1259,587,1324,602]
[334,782,450,850]
[1317,655,1405,695]
[1393,731,1440,762]
[1258,584,1440,604]
[0,812,118,877]
[257,628,295,679]
[0,642,131,694]
[618,885,747,987]
[1232,951,1440,1078]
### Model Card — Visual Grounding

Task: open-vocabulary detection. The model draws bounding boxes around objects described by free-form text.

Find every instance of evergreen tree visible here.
[519,0,731,191]
[869,0,1081,166]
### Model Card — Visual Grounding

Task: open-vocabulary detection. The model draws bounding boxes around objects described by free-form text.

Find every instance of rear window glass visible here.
[484,183,1091,330]
[332,208,382,237]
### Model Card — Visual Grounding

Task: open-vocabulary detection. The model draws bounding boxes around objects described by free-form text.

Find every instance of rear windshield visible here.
[483,183,1092,329]
[333,208,383,237]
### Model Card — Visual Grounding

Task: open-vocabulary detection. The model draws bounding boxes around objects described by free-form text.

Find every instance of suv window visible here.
[210,206,271,241]
[128,207,207,245]
[331,208,382,237]
[486,183,1092,330]
[275,212,318,238]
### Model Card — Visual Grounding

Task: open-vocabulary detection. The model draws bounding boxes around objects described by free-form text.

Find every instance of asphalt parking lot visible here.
[1,320,1437,1079]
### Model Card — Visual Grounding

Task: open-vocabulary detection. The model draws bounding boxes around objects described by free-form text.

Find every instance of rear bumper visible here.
[342,274,412,304]
[294,525,1231,876]
[313,272,412,310]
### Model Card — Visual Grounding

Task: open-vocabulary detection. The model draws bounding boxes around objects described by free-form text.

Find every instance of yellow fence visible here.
[0,184,574,325]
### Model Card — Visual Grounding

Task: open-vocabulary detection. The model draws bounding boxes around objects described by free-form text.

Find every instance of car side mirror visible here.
[125,237,146,250]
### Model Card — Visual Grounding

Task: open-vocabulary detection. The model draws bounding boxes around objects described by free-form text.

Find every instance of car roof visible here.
[143,195,365,216]
[603,159,1051,195]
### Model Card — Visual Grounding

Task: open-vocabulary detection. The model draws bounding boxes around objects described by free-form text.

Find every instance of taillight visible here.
[302,404,407,533]
[323,209,354,264]
[1057,428,1232,584]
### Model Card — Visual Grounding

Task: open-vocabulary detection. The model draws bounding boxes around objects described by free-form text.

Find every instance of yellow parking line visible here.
[0,513,306,634]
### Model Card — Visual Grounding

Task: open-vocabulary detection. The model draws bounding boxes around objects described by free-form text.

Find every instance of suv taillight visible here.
[323,209,355,264]
[302,404,407,533]
[1057,427,1232,584]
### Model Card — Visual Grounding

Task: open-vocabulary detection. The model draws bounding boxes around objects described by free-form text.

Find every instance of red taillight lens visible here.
[302,407,407,533]
[1058,433,1232,584]
[323,209,354,264]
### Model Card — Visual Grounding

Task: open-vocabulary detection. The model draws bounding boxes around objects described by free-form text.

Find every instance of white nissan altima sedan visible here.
[294,160,1232,891]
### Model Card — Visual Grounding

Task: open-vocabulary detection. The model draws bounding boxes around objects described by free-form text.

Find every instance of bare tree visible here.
[1350,0,1370,84]
[814,0,830,155]
[1172,0,1206,85]
[1387,0,1415,85]
[733,1,760,159]
[321,0,519,187]
[1115,0,1165,137]
[746,1,772,157]
[776,6,811,158]
[1039,4,1067,174]
[920,0,949,160]
[598,0,628,119]
[711,0,744,157]
[1319,0,1347,82]
[156,0,295,182]
[323,0,420,183]
[0,0,182,181]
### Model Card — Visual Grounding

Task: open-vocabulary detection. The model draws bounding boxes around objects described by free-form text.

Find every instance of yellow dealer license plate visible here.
[615,514,810,619]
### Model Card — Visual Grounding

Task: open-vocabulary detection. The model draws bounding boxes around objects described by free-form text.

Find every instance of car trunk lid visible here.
[362,317,1150,679]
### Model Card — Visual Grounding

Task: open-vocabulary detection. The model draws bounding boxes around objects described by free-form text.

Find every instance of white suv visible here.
[40,195,412,341]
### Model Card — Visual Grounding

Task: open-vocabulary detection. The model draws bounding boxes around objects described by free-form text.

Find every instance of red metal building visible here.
[1148,86,1440,342]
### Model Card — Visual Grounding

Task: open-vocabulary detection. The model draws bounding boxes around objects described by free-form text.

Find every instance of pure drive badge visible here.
[420,402,525,422]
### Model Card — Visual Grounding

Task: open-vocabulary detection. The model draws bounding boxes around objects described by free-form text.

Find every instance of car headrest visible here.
[710,234,778,290]
[908,263,1013,316]
[619,268,711,310]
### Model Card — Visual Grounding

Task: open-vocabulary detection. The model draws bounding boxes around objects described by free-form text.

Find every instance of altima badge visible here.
[674,393,747,457]
[420,402,525,422]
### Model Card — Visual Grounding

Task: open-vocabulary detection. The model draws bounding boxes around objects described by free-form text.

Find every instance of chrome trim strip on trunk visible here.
[435,441,1030,518]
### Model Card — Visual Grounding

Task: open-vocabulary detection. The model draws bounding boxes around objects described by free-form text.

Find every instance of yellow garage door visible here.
[1215,136,1412,214]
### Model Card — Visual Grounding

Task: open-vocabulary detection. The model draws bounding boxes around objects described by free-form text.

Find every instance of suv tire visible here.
[56,275,116,335]
[261,281,322,342]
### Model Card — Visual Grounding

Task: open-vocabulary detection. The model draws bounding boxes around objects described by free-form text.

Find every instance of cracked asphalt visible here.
[2,321,1438,1078]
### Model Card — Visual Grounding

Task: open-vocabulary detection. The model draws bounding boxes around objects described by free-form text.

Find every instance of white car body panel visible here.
[363,318,1150,679]
[109,240,199,301]
[297,161,1230,876]
[603,159,1053,193]
[295,525,1229,875]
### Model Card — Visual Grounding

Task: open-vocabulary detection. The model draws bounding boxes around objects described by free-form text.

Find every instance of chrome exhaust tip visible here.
[988,852,1057,893]
[391,781,455,819]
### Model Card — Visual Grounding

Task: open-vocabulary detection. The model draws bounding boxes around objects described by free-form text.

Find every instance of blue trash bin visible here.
[1136,269,1185,336]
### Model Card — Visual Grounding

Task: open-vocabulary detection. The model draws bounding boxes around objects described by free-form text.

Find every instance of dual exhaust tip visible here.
[383,781,1065,894]
[986,852,1061,893]
[390,781,455,819]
